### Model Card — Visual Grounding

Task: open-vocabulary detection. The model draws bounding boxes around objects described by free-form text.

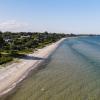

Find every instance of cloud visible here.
[0,20,31,32]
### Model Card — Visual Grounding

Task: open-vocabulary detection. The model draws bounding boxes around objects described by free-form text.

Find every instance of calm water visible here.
[3,36,100,100]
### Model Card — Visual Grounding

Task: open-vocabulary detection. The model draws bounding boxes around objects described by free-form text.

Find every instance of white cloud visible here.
[0,20,31,32]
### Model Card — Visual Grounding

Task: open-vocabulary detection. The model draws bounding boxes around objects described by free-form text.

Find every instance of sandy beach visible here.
[0,38,65,97]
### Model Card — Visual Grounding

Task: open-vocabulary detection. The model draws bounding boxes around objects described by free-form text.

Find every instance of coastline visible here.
[0,38,66,97]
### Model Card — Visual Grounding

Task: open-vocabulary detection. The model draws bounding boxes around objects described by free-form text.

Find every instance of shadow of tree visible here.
[24,55,45,60]
[13,53,46,60]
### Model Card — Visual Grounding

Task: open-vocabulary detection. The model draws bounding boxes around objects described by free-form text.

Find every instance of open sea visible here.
[3,36,100,100]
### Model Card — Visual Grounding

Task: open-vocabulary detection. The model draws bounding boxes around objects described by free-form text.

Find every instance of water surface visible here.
[4,36,100,100]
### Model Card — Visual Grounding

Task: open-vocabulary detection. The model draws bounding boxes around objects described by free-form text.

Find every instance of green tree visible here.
[0,35,4,48]
[0,34,5,56]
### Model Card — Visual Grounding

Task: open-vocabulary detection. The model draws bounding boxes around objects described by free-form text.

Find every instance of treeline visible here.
[0,31,66,64]
[0,31,66,52]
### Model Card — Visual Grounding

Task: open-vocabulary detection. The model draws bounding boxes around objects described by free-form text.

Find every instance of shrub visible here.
[0,56,13,65]
[9,50,18,56]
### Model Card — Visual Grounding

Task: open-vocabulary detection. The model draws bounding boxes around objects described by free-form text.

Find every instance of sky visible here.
[0,0,100,34]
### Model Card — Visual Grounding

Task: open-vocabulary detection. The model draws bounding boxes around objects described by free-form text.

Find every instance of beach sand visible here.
[0,38,65,97]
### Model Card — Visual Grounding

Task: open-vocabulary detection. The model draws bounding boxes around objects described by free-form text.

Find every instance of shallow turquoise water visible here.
[3,36,100,100]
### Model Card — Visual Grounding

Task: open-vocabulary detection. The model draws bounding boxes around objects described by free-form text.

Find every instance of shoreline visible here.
[0,38,66,98]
